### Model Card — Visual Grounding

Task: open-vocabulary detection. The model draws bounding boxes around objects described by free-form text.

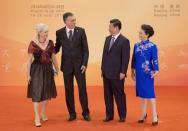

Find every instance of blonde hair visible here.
[33,23,49,44]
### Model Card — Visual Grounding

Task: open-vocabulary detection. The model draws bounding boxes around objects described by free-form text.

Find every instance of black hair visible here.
[63,12,74,22]
[141,24,154,38]
[110,19,122,30]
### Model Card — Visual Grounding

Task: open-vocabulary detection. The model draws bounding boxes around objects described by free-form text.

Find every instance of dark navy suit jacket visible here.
[101,34,130,79]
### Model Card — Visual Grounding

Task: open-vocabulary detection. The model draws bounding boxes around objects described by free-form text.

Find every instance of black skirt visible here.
[27,62,57,102]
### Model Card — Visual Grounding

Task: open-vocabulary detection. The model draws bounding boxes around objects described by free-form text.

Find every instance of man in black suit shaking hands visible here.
[55,12,90,121]
[101,19,130,122]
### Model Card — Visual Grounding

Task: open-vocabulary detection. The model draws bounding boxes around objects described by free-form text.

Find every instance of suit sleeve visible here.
[81,29,89,67]
[55,31,61,54]
[131,44,136,69]
[120,39,130,77]
[101,37,107,70]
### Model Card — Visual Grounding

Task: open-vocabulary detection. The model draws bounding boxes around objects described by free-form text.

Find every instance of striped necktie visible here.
[109,36,115,51]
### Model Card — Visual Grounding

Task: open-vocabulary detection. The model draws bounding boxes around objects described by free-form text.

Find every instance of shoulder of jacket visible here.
[75,26,85,31]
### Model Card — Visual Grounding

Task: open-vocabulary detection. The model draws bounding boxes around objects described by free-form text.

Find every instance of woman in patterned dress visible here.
[131,24,159,126]
[27,23,59,127]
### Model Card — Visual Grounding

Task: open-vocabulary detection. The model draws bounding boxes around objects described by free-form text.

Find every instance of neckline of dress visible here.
[33,40,50,51]
[140,40,149,45]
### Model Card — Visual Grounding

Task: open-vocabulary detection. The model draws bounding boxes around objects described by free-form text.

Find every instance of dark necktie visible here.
[69,30,73,41]
[109,36,115,51]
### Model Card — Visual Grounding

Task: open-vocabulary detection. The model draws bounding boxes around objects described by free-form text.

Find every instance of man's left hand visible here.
[120,73,125,80]
[81,65,86,74]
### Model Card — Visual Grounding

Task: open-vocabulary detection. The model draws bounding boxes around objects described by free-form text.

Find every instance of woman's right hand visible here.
[131,70,136,81]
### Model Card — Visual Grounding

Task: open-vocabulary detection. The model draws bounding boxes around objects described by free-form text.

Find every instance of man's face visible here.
[65,15,76,29]
[108,23,118,35]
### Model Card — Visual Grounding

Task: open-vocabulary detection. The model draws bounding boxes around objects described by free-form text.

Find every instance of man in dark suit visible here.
[55,12,90,121]
[101,19,130,122]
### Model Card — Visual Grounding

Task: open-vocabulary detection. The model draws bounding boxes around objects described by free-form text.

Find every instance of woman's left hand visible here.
[151,71,159,78]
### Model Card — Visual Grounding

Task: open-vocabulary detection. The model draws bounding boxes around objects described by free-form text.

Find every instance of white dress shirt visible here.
[112,32,121,41]
[66,26,74,38]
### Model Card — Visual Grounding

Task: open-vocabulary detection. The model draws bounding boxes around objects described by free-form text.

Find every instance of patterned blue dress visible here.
[131,40,159,98]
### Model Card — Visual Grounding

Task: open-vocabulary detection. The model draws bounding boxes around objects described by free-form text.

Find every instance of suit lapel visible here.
[105,37,111,55]
[62,27,69,41]
[108,34,121,53]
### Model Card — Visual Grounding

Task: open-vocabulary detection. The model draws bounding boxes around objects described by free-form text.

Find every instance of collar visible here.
[66,26,74,33]
[141,39,149,45]
[112,32,121,41]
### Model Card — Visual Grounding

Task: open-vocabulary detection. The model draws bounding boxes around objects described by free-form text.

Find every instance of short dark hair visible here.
[110,19,122,30]
[141,24,154,38]
[63,12,74,22]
